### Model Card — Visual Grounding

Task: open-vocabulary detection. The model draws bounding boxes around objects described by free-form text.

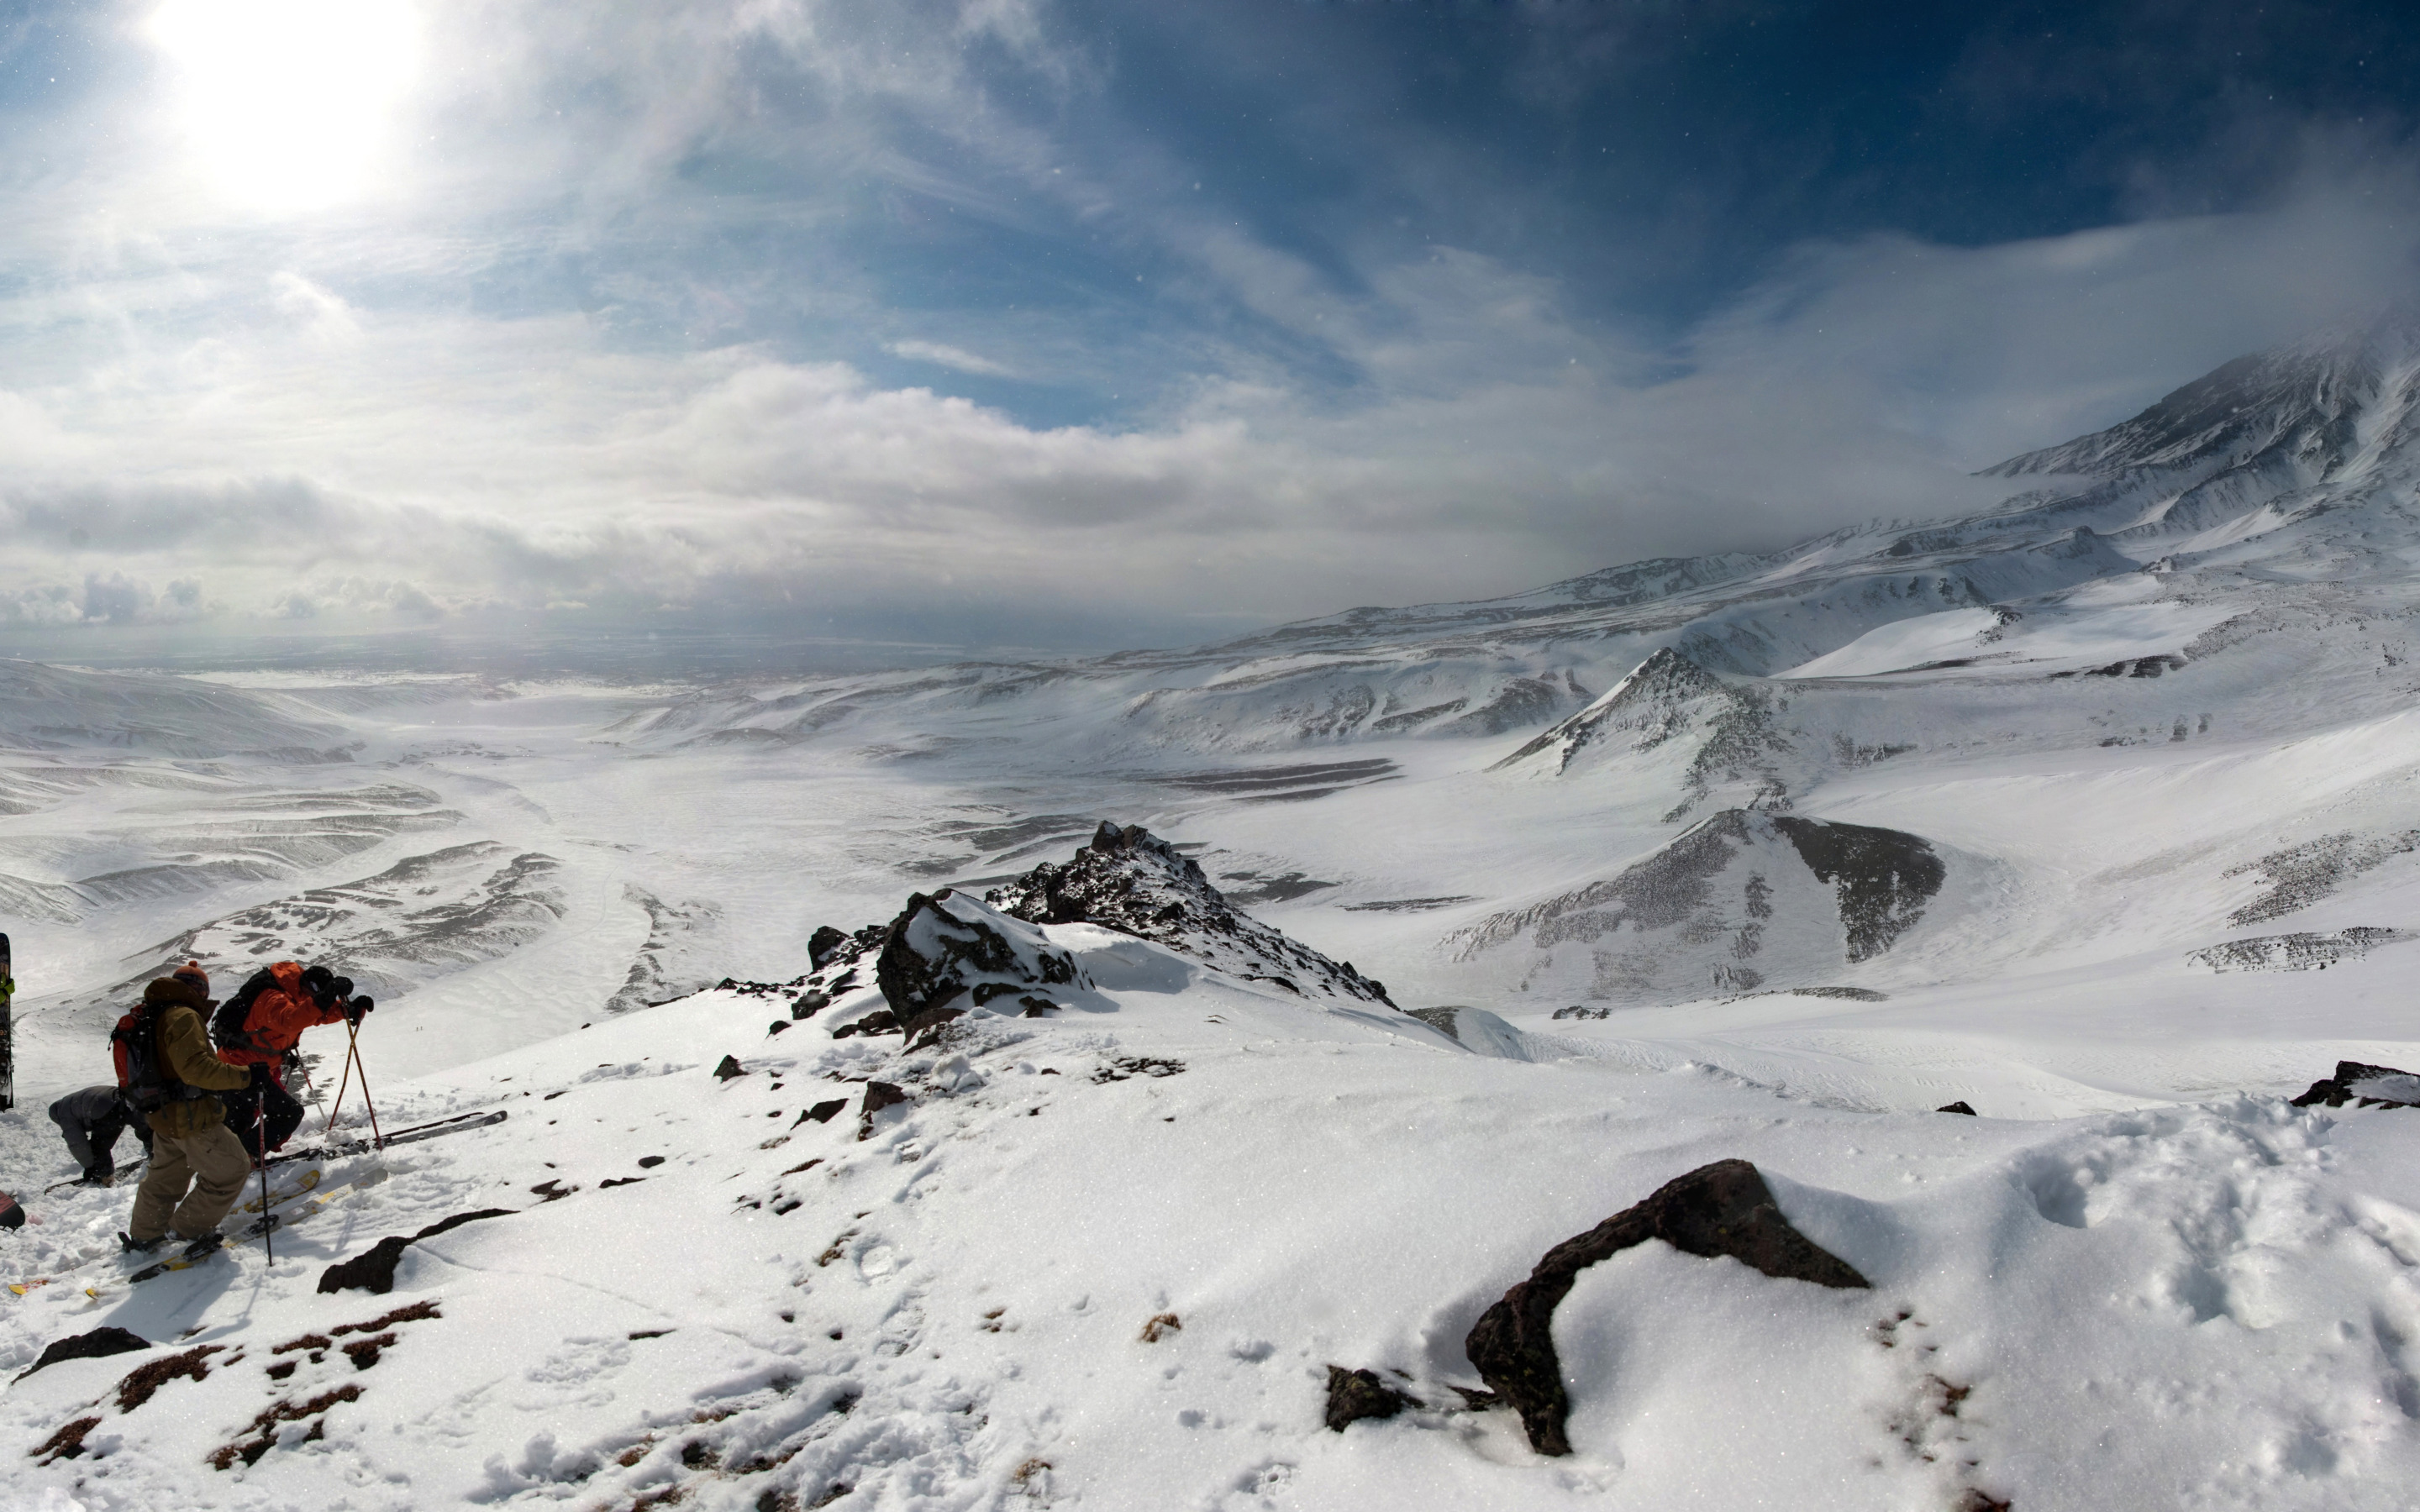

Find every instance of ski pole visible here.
[253,1088,273,1263]
[343,1014,383,1150]
[324,1027,357,1137]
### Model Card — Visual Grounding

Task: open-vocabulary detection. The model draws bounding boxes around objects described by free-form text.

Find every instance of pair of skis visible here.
[267,1107,507,1168]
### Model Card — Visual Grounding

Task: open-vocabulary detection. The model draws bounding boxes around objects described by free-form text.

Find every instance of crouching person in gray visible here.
[49,1084,153,1185]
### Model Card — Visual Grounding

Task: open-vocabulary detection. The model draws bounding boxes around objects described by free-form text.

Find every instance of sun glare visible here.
[148,0,421,212]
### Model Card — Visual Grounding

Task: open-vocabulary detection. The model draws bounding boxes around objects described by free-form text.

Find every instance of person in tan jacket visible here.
[124,964,255,1255]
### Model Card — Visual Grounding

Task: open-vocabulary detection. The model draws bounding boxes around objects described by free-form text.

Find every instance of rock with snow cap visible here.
[987,822,1396,1006]
[873,890,1089,1023]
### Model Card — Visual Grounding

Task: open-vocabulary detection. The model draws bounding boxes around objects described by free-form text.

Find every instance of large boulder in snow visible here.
[987,822,1396,1006]
[874,891,1090,1023]
[1464,1158,1867,1457]
[1447,809,1945,1005]
[2289,1060,2420,1109]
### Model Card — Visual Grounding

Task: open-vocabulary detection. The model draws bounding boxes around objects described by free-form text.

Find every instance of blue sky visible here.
[4,0,2420,651]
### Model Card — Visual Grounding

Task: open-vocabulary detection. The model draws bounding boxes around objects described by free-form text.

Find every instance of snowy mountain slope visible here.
[6,922,2420,1511]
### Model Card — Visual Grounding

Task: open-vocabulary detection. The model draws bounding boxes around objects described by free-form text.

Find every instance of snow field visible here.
[8,923,2420,1509]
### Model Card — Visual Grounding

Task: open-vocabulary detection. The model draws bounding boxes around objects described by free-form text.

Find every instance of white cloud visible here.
[886,339,1018,377]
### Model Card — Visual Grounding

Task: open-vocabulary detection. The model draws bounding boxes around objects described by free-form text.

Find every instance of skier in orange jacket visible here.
[214,962,371,1158]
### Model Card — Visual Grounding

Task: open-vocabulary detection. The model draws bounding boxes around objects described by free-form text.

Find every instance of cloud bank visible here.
[1,2,2416,647]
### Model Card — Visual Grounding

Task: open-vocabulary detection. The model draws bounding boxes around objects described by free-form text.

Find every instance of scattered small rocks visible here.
[1323,1366,1418,1431]
[2188,927,2404,973]
[1463,1158,1868,1456]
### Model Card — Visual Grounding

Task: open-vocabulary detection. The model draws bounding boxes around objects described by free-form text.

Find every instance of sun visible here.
[147,0,422,213]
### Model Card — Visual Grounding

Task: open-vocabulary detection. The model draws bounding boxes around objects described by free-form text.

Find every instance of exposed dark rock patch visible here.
[318,1208,513,1295]
[1324,1366,1418,1431]
[2291,1060,2420,1109]
[713,1055,747,1082]
[1937,1101,1978,1116]
[1464,1158,1868,1456]
[1450,810,1943,1001]
[988,822,1394,1006]
[797,1100,848,1125]
[1769,815,1946,962]
[16,1326,151,1382]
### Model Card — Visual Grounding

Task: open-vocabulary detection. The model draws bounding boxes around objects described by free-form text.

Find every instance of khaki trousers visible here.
[129,1123,252,1242]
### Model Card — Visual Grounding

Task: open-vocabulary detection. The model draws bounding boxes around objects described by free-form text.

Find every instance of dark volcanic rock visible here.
[713,1055,746,1082]
[987,822,1396,1006]
[319,1209,513,1295]
[1324,1366,1418,1431]
[808,925,850,967]
[16,1326,150,1382]
[874,891,1087,1021]
[1937,1101,1978,1116]
[2290,1059,2420,1108]
[1464,1158,1868,1456]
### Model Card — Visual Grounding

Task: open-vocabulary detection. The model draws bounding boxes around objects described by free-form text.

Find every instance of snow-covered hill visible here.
[9,316,2420,1508]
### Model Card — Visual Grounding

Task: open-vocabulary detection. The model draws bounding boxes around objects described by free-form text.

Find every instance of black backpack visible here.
[209,969,281,1053]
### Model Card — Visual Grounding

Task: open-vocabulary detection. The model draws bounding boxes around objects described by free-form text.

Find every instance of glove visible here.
[346,995,374,1026]
[332,976,354,1000]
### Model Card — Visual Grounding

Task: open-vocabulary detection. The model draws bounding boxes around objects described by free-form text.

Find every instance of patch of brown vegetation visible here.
[116,1345,223,1411]
[207,1383,364,1470]
[336,1299,441,1334]
[1139,1313,1181,1342]
[30,1415,101,1464]
[342,1333,397,1370]
[272,1332,332,1355]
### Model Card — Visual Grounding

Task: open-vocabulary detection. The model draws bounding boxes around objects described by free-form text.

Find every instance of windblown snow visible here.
[9,318,2420,1509]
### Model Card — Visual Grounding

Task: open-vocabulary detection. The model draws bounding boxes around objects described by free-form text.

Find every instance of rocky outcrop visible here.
[1463,1159,1868,1456]
[874,891,1088,1021]
[988,822,1395,1007]
[2290,1060,2420,1108]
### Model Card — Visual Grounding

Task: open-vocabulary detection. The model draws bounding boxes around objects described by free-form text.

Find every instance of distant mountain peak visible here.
[1984,303,2420,484]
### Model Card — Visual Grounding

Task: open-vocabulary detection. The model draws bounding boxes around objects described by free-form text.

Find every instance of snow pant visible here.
[129,1122,250,1243]
[224,1079,305,1162]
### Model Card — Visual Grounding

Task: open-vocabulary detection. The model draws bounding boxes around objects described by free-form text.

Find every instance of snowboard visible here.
[0,931,13,1112]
